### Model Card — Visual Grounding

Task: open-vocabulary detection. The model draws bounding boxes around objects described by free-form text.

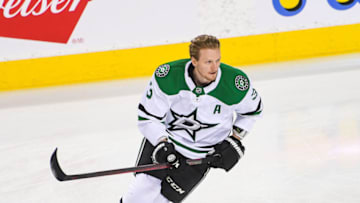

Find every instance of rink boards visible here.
[1,0,360,91]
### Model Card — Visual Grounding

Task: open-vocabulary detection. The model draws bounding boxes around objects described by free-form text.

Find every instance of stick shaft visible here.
[50,148,212,181]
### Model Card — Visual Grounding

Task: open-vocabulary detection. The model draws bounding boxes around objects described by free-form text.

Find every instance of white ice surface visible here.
[1,54,360,203]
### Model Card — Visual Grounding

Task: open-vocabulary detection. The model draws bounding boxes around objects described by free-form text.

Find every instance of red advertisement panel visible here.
[0,0,91,43]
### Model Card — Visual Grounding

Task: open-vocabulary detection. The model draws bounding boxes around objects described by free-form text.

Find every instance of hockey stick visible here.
[50,148,213,182]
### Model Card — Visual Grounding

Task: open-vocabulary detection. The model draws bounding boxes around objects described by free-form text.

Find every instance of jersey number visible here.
[146,88,153,99]
[251,89,258,100]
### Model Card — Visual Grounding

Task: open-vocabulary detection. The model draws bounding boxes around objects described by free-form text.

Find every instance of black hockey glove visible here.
[152,141,181,168]
[208,136,245,172]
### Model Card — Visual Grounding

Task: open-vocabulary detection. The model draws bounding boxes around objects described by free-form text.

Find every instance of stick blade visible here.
[50,148,69,181]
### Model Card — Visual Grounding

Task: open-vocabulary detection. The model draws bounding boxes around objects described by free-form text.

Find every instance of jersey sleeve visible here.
[233,81,263,132]
[137,74,171,146]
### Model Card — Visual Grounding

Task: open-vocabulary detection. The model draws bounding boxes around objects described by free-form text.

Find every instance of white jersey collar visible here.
[184,60,222,94]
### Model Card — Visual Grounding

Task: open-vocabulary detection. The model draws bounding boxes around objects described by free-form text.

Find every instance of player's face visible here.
[191,48,221,85]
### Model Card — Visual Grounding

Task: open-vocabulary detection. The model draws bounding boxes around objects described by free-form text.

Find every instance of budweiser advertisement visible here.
[0,0,91,43]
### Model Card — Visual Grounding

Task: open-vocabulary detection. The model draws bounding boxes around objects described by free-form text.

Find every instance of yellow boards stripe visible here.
[1,23,360,91]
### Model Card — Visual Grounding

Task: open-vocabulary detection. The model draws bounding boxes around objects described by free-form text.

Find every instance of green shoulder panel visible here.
[154,59,190,95]
[208,63,251,105]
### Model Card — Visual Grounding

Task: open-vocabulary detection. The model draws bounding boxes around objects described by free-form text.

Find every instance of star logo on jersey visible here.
[168,109,218,142]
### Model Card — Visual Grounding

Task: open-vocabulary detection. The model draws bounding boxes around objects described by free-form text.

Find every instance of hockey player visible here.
[121,34,263,202]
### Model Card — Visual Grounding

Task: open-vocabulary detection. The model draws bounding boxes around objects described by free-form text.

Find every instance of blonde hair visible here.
[189,34,220,60]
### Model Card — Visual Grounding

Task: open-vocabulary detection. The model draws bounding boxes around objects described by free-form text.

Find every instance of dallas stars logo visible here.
[168,109,218,142]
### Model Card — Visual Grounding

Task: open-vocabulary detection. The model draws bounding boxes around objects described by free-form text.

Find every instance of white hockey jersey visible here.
[138,59,263,159]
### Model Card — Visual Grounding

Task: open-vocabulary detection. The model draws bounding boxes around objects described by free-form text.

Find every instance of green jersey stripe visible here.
[242,99,263,116]
[138,103,165,120]
[138,116,149,121]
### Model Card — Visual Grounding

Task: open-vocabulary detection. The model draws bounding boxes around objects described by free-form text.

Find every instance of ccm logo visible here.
[166,176,186,195]
[0,0,91,43]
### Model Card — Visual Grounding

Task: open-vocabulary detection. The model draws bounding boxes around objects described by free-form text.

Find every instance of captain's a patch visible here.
[155,64,170,77]
[235,75,249,91]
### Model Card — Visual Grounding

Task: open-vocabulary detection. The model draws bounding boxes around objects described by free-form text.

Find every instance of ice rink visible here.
[1,54,360,203]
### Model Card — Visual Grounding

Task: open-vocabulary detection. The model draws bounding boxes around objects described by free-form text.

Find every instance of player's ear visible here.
[191,57,198,66]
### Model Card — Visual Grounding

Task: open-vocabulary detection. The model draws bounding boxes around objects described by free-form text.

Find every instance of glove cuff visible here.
[225,136,244,158]
[151,141,166,163]
[151,141,179,166]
